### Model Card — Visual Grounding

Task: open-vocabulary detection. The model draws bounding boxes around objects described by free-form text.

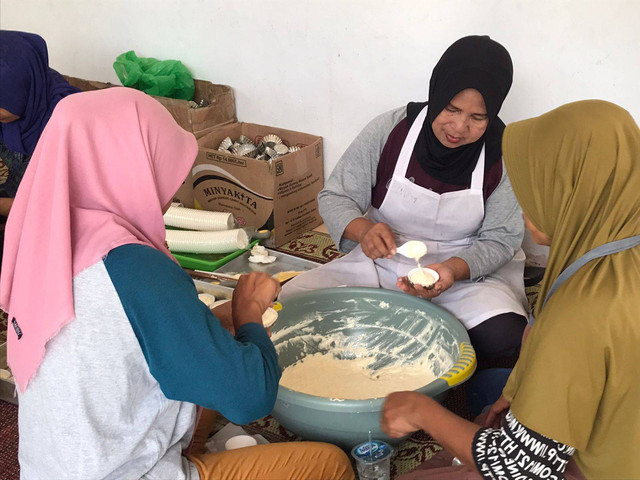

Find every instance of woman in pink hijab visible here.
[1,88,353,480]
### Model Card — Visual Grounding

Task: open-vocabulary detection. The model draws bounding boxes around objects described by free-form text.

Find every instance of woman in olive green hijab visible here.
[499,99,640,477]
[382,100,640,479]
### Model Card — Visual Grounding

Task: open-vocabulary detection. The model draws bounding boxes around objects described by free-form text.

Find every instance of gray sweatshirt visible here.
[318,107,524,280]
[17,245,280,480]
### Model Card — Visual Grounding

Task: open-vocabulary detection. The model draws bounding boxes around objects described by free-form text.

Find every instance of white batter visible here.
[248,244,277,264]
[398,240,427,261]
[280,352,437,400]
[408,268,437,288]
[272,299,456,400]
[397,241,437,287]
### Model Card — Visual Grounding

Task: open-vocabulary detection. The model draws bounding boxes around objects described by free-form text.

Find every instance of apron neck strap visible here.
[469,145,485,191]
[530,234,640,324]
[396,106,428,174]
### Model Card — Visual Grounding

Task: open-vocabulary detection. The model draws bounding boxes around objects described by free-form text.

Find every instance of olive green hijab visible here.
[501,100,640,477]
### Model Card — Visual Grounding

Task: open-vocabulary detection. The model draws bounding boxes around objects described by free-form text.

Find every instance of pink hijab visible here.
[0,87,198,391]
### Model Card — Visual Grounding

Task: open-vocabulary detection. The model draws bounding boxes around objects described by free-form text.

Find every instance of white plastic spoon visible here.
[396,240,427,261]
[396,240,436,287]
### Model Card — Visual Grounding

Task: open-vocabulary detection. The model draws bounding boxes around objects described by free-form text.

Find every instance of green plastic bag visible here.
[113,50,195,101]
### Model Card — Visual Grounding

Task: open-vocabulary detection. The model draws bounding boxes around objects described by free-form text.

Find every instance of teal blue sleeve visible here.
[104,244,281,425]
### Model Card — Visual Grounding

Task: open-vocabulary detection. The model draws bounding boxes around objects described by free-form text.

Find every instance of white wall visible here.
[3,0,640,262]
[4,0,639,172]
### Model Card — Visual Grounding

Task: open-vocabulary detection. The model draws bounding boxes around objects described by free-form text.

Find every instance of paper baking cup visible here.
[165,228,250,254]
[225,435,258,450]
[407,267,439,289]
[164,205,235,231]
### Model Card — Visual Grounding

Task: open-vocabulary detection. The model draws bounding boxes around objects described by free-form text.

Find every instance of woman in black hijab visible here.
[281,36,527,369]
[407,35,513,185]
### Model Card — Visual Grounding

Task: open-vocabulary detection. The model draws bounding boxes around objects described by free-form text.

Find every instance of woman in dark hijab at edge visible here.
[281,36,528,369]
[0,30,79,268]
[0,30,80,215]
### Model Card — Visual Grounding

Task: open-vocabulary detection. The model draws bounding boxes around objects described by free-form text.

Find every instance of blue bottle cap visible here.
[351,440,394,463]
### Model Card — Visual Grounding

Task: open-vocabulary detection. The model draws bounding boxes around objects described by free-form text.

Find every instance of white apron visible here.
[280,106,527,329]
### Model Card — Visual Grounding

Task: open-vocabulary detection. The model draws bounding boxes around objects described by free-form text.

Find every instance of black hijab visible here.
[407,35,513,185]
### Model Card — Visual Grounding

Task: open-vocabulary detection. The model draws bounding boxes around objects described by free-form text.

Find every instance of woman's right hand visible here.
[381,391,431,438]
[232,272,281,331]
[360,222,397,260]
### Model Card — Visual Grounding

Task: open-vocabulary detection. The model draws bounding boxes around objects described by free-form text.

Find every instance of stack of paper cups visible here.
[164,205,235,231]
[165,228,250,254]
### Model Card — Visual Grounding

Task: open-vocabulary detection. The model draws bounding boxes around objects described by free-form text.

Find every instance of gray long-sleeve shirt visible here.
[18,245,280,479]
[318,107,524,280]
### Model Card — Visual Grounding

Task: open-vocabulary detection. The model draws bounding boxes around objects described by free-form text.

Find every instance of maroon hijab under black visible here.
[407,35,513,185]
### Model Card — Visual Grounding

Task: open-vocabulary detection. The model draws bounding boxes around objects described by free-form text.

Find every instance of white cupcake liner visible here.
[164,205,235,231]
[166,228,250,254]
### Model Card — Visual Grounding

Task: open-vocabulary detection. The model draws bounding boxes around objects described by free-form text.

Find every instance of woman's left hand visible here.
[381,391,432,438]
[396,263,455,299]
[484,394,511,429]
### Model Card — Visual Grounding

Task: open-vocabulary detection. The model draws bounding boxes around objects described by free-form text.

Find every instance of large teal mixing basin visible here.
[271,287,476,450]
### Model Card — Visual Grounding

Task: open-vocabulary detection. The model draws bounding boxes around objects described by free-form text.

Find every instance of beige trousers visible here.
[186,409,355,480]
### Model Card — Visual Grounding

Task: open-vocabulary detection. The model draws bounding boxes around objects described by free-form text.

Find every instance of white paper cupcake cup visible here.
[407,267,439,289]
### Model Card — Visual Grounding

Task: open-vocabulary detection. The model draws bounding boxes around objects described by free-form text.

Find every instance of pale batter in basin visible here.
[280,352,437,400]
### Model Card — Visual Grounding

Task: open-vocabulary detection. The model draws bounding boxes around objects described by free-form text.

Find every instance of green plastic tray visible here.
[173,239,259,271]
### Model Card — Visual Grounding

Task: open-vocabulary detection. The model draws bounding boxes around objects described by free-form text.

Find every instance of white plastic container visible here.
[351,440,394,480]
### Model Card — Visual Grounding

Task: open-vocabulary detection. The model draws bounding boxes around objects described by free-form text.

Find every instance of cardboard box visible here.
[194,123,324,246]
[172,170,195,208]
[63,76,237,134]
[155,81,237,135]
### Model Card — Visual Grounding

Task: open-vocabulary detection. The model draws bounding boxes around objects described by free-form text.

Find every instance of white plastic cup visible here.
[350,440,393,480]
[224,434,258,450]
